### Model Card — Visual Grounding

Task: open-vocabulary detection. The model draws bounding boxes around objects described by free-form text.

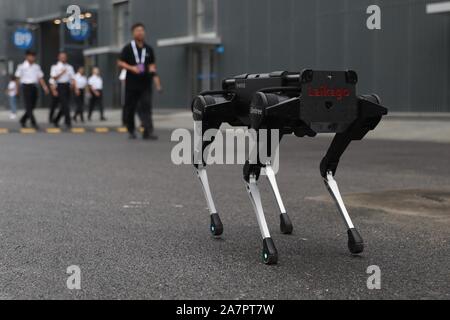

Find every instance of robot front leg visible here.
[245,169,278,265]
[320,96,387,254]
[192,91,237,238]
[320,133,364,254]
[264,163,294,235]
[323,171,364,254]
[194,119,224,236]
[196,166,223,236]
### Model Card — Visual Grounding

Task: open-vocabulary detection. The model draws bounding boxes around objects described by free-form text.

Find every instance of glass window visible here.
[195,0,217,35]
[114,1,130,46]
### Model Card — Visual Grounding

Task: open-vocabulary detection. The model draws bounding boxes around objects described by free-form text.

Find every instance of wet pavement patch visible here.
[308,189,450,220]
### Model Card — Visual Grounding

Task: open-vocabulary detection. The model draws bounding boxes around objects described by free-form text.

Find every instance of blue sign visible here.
[216,45,225,54]
[69,20,90,41]
[13,28,33,50]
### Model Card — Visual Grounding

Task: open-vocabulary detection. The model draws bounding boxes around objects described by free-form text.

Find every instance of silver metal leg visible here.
[324,171,355,229]
[197,168,218,216]
[193,121,203,167]
[246,174,271,239]
[264,164,287,215]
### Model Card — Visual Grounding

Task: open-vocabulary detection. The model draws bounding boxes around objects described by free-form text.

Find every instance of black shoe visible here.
[143,132,158,141]
[129,133,137,140]
[100,117,107,122]
[33,124,40,131]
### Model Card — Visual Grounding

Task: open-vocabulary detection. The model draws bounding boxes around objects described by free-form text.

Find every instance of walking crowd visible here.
[5,22,161,141]
[8,50,106,131]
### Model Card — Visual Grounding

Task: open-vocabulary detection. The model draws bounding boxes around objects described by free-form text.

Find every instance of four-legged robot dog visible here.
[192,70,388,265]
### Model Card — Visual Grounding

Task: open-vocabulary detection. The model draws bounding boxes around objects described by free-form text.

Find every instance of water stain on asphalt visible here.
[308,189,450,220]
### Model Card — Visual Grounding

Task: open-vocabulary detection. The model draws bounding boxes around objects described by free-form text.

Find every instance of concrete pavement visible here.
[0,109,449,143]
[0,121,448,299]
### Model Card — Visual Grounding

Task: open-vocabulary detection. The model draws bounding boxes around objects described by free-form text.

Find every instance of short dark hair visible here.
[25,50,36,56]
[131,23,145,32]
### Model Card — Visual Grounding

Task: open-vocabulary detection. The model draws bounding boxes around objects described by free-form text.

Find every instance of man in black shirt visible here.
[118,23,162,140]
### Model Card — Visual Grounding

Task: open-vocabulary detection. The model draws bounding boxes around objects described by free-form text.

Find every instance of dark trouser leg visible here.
[88,96,94,120]
[49,95,60,123]
[98,91,104,119]
[20,85,31,126]
[58,84,71,127]
[21,85,38,127]
[80,91,85,122]
[139,89,154,134]
[122,105,128,127]
[88,94,97,120]
[74,99,78,120]
[125,89,140,134]
[54,108,63,126]
[76,91,85,121]
[29,86,38,127]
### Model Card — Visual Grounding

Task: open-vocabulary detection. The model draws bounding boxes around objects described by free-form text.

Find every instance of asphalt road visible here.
[0,130,448,300]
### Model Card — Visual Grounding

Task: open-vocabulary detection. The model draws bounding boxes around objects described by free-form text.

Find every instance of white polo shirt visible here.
[74,73,88,90]
[15,60,44,85]
[88,75,103,91]
[7,81,17,97]
[50,62,75,84]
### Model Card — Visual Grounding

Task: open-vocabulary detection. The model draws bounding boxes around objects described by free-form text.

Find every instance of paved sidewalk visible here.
[0,109,449,143]
[0,108,192,131]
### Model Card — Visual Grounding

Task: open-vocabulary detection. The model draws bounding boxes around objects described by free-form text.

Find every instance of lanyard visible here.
[131,41,146,65]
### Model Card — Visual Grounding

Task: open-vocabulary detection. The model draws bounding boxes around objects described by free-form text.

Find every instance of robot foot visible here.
[280,213,294,235]
[210,213,224,237]
[347,228,364,254]
[262,238,278,265]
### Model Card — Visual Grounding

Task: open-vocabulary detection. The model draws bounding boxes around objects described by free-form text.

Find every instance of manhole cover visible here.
[308,189,450,220]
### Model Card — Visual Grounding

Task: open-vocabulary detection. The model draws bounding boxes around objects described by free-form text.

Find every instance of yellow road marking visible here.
[46,128,62,134]
[71,128,86,134]
[20,128,37,134]
[0,128,9,134]
[95,127,109,133]
[117,127,128,133]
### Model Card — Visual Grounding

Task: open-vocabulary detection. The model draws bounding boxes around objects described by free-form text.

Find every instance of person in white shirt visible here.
[50,52,75,129]
[88,67,106,121]
[73,67,88,123]
[15,50,49,129]
[5,75,18,119]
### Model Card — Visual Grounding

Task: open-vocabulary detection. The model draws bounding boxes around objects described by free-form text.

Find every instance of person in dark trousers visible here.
[14,50,49,130]
[48,77,59,124]
[51,52,75,129]
[73,67,87,123]
[87,67,106,121]
[118,22,162,140]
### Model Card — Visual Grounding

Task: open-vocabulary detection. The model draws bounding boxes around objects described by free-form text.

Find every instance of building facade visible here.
[0,0,449,112]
